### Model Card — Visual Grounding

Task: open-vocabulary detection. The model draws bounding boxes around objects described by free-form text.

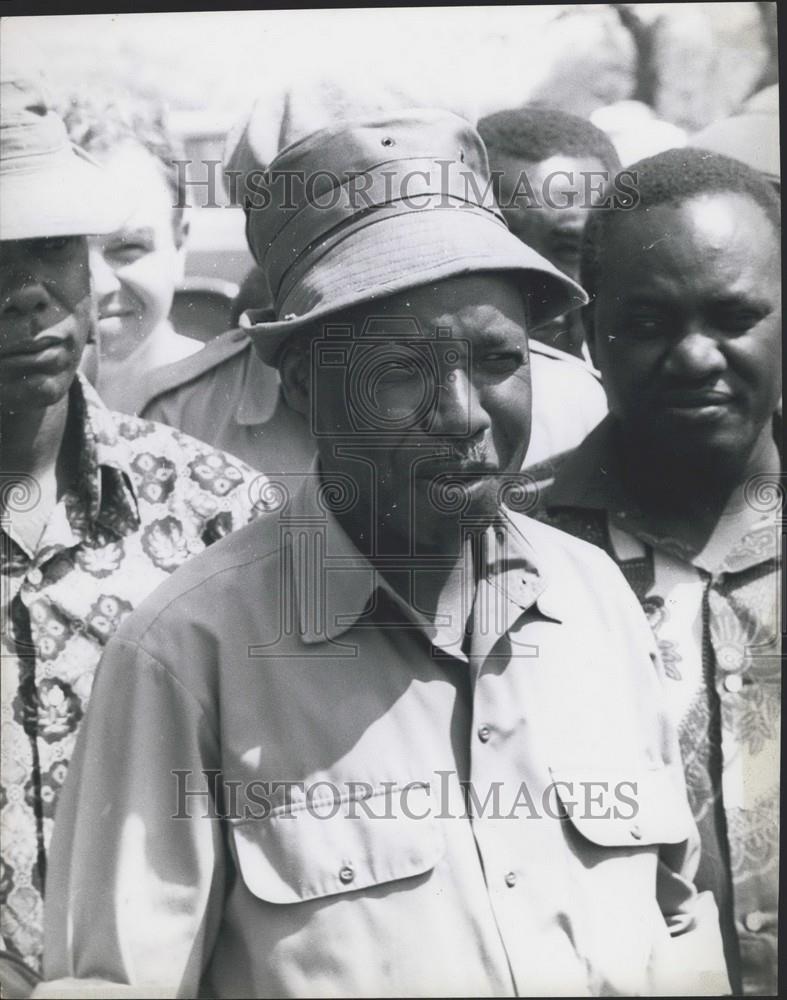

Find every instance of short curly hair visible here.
[59,88,186,232]
[477,105,621,174]
[580,146,781,300]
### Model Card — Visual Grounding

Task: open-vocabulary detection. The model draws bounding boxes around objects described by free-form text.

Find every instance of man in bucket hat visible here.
[42,110,727,997]
[142,103,604,486]
[0,72,262,992]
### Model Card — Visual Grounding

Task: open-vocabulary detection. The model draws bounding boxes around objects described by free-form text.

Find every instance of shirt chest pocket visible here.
[548,765,695,854]
[229,783,445,904]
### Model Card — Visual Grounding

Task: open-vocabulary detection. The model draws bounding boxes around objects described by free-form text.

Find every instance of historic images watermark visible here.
[172,770,640,822]
[171,162,640,212]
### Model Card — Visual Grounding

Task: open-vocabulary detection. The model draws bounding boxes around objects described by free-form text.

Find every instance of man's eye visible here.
[479,352,523,375]
[627,315,668,338]
[38,236,74,254]
[106,242,150,263]
[717,309,767,333]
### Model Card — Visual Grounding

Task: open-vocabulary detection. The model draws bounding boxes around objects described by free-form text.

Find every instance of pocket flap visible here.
[229,783,444,904]
[548,766,694,848]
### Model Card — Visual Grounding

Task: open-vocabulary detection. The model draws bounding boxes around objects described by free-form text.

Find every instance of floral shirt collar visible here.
[547,415,780,573]
[67,373,140,538]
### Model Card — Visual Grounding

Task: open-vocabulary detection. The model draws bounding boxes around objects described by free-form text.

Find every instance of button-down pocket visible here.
[548,765,694,848]
[229,783,445,904]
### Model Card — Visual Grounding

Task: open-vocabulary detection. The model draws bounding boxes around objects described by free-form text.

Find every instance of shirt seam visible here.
[109,635,221,747]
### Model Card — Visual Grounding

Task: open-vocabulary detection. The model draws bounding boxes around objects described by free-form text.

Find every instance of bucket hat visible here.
[228,108,588,365]
[0,71,130,240]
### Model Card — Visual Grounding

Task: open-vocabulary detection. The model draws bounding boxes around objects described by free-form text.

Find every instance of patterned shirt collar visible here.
[547,415,779,572]
[64,374,140,540]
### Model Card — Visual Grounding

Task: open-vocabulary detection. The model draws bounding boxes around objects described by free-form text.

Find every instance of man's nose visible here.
[664,328,727,380]
[1,280,52,318]
[431,368,491,438]
[88,248,121,299]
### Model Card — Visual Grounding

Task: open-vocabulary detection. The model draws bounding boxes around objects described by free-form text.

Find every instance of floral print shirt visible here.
[0,375,263,972]
[540,417,781,996]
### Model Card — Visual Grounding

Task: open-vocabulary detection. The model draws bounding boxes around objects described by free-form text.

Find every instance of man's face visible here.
[0,235,92,413]
[590,192,781,470]
[496,153,608,283]
[89,143,185,361]
[310,273,531,549]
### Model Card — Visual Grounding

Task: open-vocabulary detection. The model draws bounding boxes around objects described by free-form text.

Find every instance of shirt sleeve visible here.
[43,637,226,996]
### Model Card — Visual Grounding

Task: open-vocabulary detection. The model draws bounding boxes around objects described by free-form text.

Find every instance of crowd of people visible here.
[0,43,780,1000]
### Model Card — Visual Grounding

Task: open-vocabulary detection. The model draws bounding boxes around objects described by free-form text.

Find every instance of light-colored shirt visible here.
[141,332,605,486]
[541,416,781,995]
[140,330,314,474]
[0,375,263,972]
[43,473,726,997]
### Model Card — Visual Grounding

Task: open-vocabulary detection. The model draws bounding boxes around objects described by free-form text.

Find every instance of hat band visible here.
[273,196,507,316]
[256,157,502,297]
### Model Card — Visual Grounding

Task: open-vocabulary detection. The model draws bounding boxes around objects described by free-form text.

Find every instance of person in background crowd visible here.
[693,86,780,193]
[541,148,781,995]
[477,105,620,359]
[40,108,728,1000]
[0,73,262,986]
[61,91,201,414]
[476,105,612,487]
[141,261,315,476]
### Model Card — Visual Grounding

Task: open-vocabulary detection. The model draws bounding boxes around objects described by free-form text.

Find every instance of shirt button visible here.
[724,674,743,694]
[744,911,766,933]
[630,824,642,840]
[477,725,491,743]
[505,871,517,888]
[338,865,355,885]
[27,568,43,586]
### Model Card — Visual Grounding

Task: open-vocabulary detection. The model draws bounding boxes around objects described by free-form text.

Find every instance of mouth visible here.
[0,336,68,361]
[98,310,134,324]
[658,389,736,420]
[414,462,499,482]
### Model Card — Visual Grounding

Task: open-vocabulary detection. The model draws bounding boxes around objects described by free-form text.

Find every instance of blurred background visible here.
[1,3,779,334]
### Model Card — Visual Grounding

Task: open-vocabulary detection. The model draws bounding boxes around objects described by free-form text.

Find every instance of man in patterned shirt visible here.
[541,148,781,994]
[0,72,262,982]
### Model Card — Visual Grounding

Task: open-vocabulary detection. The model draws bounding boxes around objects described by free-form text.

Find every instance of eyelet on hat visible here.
[381,137,395,148]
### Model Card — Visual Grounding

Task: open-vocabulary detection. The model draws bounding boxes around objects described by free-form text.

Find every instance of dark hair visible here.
[581,146,781,300]
[477,105,621,175]
[60,88,186,232]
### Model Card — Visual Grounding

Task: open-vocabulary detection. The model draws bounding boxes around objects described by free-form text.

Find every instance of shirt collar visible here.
[547,414,780,572]
[235,340,283,425]
[69,373,140,536]
[546,415,629,513]
[290,468,562,645]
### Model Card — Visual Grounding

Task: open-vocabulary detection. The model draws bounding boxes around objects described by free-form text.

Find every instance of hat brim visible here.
[243,207,588,366]
[0,148,132,241]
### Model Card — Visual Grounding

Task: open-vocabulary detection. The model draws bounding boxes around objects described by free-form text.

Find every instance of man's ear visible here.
[174,212,190,251]
[276,339,311,417]
[581,302,598,370]
[171,213,190,284]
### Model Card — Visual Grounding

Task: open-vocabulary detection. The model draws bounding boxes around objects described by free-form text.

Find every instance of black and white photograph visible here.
[0,4,781,997]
